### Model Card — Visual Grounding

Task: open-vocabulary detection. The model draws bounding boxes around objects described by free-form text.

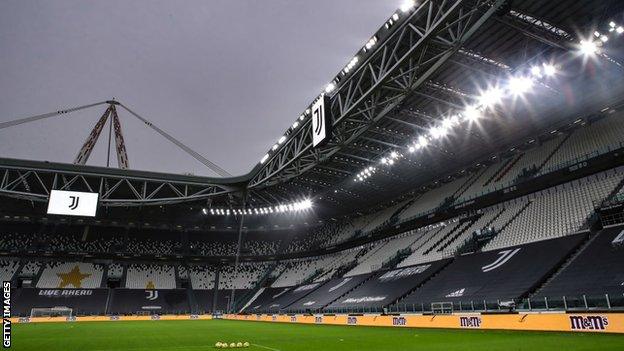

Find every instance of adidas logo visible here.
[446,288,465,297]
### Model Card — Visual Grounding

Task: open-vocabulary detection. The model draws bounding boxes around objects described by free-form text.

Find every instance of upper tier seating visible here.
[272,250,359,287]
[397,177,470,222]
[483,169,624,251]
[218,263,269,290]
[189,265,216,290]
[346,229,430,276]
[397,220,468,267]
[19,261,41,277]
[0,259,19,282]
[541,113,624,172]
[36,262,104,289]
[125,264,176,289]
[107,263,124,279]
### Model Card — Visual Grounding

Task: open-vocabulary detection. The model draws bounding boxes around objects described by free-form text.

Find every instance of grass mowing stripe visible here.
[251,343,281,351]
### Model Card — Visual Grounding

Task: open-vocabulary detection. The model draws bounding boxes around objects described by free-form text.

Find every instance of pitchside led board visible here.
[312,94,331,147]
[46,190,99,217]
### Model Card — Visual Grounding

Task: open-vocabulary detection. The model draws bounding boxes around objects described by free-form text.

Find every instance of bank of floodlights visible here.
[205,199,312,216]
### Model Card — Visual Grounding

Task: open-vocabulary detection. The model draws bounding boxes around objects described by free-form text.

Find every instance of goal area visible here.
[30,306,73,318]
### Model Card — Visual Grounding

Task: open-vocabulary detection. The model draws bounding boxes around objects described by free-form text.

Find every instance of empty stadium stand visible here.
[36,262,104,289]
[286,274,370,312]
[328,260,449,312]
[108,289,190,315]
[534,226,624,304]
[125,264,176,289]
[396,235,586,310]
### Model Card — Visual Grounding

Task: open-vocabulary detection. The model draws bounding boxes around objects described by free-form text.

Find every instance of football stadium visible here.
[2,0,624,350]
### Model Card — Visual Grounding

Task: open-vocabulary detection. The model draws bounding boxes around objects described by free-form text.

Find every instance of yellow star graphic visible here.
[146,281,155,290]
[57,266,91,288]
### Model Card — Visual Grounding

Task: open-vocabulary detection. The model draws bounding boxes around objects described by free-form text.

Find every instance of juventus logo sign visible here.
[312,95,330,147]
[481,248,521,272]
[47,190,99,217]
[68,196,80,210]
[145,290,159,301]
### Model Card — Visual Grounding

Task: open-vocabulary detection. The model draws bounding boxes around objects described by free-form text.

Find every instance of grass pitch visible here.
[12,319,624,351]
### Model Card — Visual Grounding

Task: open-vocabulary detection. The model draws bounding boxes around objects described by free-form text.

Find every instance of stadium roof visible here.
[3,0,624,224]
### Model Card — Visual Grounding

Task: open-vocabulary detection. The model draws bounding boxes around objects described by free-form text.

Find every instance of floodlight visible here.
[381,158,388,164]
[429,125,446,139]
[292,121,299,129]
[278,136,286,144]
[508,76,533,95]
[617,27,624,34]
[463,105,481,122]
[272,144,278,151]
[390,151,398,159]
[417,135,429,148]
[400,0,415,13]
[325,83,336,93]
[408,146,415,152]
[301,199,312,209]
[260,154,269,164]
[530,66,541,76]
[542,64,556,76]
[202,208,207,215]
[579,40,598,55]
[479,87,503,107]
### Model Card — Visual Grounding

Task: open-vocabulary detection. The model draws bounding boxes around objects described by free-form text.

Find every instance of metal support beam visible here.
[249,0,507,189]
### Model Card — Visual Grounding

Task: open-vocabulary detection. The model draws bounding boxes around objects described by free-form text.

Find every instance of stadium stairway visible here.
[423,218,473,255]
[13,261,25,283]
[493,154,524,184]
[31,263,45,287]
[529,230,598,298]
[186,287,199,314]
[379,248,411,271]
[320,273,377,311]
[437,215,481,252]
[451,171,481,200]
[232,263,278,311]
[390,259,454,310]
[104,288,114,315]
[598,175,624,207]
[474,201,533,253]
[536,133,571,173]
[483,157,515,187]
[100,265,108,288]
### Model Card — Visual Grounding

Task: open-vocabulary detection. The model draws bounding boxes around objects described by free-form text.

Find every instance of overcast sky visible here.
[0,0,399,177]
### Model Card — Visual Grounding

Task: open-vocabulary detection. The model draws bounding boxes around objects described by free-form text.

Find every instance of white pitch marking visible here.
[251,343,281,351]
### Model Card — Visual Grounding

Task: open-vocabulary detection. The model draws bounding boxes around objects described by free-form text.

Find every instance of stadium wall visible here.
[224,313,624,334]
[9,312,624,334]
[9,314,212,323]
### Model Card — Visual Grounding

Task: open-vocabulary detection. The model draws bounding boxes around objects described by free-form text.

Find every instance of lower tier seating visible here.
[286,274,370,312]
[396,234,585,308]
[535,226,624,299]
[327,260,450,311]
[12,288,109,316]
[108,289,190,315]
[125,264,176,289]
[36,262,104,289]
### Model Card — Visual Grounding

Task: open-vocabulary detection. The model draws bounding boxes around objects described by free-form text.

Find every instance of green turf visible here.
[11,319,624,351]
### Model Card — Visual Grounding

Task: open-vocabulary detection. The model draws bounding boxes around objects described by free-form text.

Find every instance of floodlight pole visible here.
[228,190,248,313]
